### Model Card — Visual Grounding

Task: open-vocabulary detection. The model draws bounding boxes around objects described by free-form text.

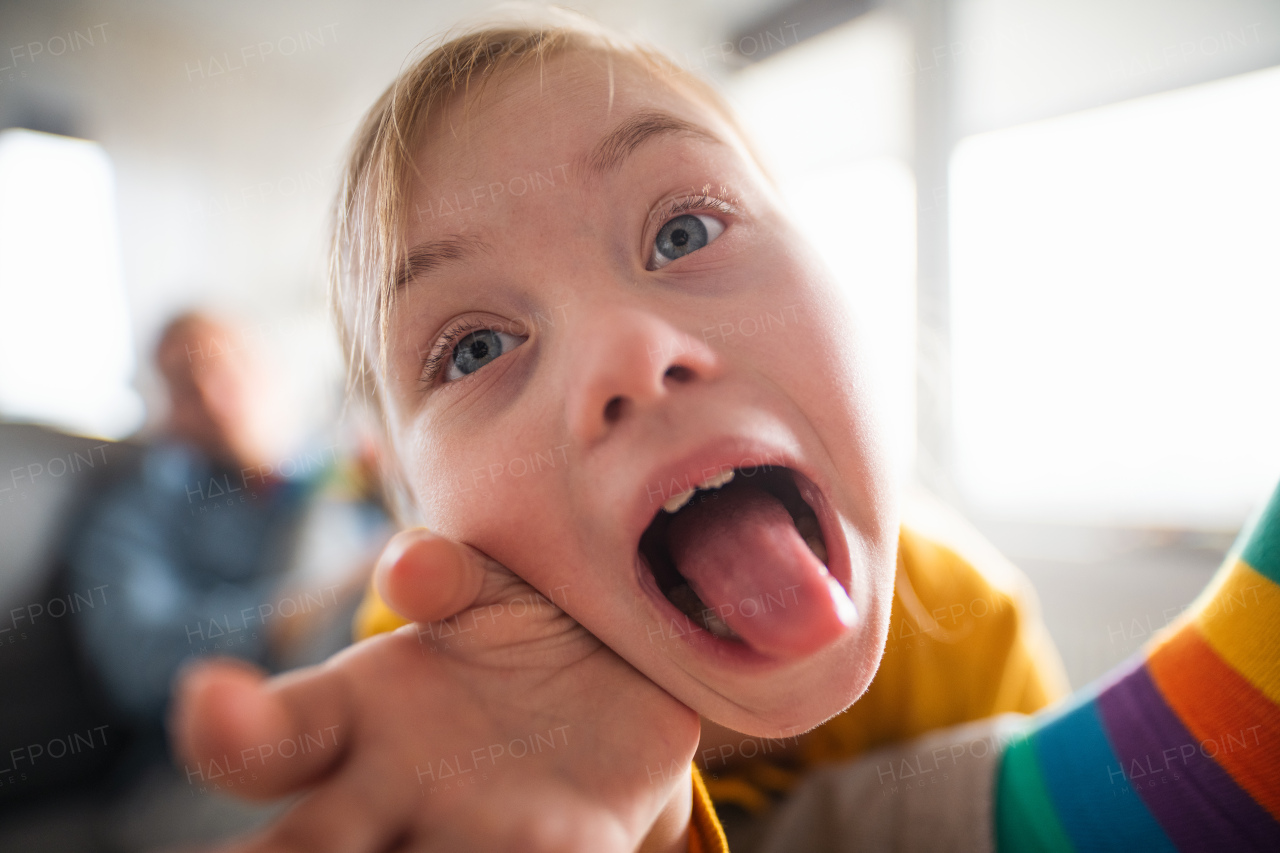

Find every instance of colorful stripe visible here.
[1193,561,1280,706]
[996,478,1280,852]
[1096,662,1280,850]
[995,731,1075,852]
[1147,626,1280,821]
[1031,687,1178,852]
[1241,482,1280,585]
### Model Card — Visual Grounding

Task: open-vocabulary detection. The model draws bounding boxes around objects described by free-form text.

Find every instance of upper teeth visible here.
[662,469,735,514]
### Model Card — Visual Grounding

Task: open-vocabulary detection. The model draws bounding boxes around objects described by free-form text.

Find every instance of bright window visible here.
[0,129,142,438]
[951,65,1280,526]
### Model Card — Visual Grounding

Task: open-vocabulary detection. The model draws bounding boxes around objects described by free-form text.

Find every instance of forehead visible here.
[406,50,735,204]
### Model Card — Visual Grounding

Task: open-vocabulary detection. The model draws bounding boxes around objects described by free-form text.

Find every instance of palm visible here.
[176,544,699,853]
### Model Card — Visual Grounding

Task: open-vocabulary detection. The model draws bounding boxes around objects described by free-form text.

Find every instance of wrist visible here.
[638,768,694,853]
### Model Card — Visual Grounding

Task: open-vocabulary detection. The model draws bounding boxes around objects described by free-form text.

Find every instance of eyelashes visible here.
[647,190,736,270]
[419,319,486,386]
[650,190,737,228]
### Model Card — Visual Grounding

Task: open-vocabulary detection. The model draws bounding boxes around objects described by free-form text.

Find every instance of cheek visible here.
[747,250,897,566]
[406,428,578,582]
[748,251,870,429]
[408,441,619,625]
[413,446,536,534]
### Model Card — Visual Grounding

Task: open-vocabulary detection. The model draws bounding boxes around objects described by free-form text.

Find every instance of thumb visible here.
[374,529,510,624]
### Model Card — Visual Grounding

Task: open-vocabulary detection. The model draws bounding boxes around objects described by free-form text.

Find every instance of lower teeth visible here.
[804,534,828,564]
[666,583,740,639]
[702,608,737,638]
[795,515,828,565]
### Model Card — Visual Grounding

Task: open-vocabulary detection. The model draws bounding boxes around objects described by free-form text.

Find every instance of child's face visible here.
[382,51,898,736]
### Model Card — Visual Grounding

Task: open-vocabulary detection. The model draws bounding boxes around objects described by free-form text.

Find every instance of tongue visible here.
[666,481,855,660]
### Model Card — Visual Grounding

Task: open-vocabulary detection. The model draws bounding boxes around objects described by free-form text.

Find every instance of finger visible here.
[375,529,493,623]
[207,772,405,853]
[170,656,352,800]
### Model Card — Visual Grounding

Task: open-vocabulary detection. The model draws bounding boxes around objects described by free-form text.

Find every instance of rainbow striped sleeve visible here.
[995,482,1280,852]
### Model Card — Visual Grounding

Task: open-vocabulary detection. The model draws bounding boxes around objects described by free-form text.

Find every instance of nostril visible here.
[604,396,626,423]
[664,365,694,384]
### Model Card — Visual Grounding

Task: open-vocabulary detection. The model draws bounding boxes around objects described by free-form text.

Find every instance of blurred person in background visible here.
[65,311,390,777]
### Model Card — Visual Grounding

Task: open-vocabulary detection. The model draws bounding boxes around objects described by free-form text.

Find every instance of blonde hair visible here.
[329,6,755,521]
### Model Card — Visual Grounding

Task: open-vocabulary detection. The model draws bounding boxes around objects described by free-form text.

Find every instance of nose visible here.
[565,304,721,445]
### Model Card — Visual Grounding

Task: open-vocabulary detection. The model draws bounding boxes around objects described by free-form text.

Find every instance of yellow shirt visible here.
[354,503,1067,852]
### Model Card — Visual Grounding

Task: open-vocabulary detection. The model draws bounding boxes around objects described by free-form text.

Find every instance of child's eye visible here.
[444,328,526,381]
[650,213,725,269]
[421,322,528,386]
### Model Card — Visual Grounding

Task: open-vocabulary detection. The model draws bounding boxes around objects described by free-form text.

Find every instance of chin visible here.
[690,622,886,738]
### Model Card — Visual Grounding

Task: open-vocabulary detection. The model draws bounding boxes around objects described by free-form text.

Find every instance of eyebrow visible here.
[394,234,491,292]
[584,109,723,176]
[394,113,720,291]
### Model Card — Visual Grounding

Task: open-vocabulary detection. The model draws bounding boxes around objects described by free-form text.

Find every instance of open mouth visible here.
[639,465,829,641]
